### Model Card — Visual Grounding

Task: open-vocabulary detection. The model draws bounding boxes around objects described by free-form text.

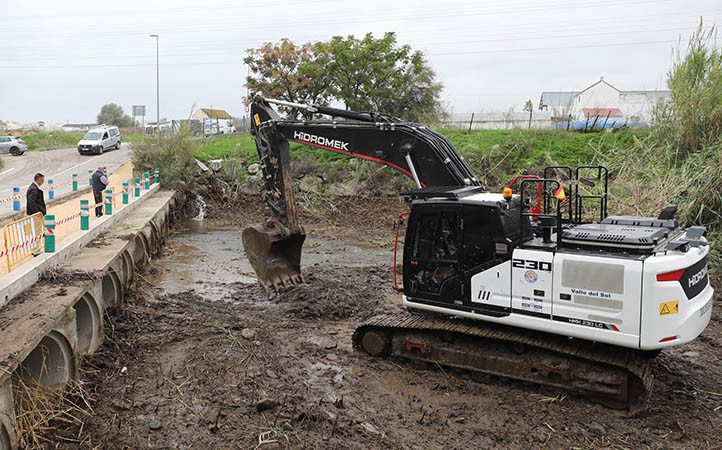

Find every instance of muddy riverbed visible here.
[46,200,722,449]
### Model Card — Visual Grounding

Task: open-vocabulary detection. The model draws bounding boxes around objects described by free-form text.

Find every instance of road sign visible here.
[132,105,146,116]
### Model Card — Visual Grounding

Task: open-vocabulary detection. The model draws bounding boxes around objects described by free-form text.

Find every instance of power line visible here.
[4,18,716,64]
[0,0,679,41]
[0,37,693,70]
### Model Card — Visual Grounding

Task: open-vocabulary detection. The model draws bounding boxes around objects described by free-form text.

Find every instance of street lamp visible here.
[149,34,160,130]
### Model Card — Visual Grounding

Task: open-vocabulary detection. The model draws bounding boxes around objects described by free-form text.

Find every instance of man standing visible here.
[91,166,108,217]
[26,173,46,216]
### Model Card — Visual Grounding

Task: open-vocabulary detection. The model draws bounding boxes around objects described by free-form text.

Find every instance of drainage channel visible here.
[0,190,181,450]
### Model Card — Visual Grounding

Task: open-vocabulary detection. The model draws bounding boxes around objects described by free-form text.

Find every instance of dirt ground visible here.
[45,196,722,449]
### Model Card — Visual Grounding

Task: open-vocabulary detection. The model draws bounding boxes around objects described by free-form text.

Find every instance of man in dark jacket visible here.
[92,167,109,217]
[26,173,46,216]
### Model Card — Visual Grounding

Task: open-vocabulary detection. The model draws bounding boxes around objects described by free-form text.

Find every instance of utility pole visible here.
[149,34,160,130]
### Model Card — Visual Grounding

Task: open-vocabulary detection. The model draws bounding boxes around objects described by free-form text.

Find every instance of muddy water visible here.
[156,219,392,299]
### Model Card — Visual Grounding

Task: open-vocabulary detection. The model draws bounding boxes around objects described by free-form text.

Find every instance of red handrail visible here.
[393,210,411,292]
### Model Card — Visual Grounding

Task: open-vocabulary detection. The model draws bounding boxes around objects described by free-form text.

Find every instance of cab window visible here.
[406,208,461,296]
[412,210,458,262]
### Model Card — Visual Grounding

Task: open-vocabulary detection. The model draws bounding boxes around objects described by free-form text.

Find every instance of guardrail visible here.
[0,169,159,274]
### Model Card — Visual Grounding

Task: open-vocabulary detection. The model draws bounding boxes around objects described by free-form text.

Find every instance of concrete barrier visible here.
[0,183,161,310]
[0,190,178,450]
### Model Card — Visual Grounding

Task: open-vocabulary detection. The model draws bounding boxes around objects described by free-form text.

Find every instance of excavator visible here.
[242,94,714,413]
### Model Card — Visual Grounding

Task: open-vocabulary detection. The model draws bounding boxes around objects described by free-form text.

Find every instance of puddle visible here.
[156,219,392,300]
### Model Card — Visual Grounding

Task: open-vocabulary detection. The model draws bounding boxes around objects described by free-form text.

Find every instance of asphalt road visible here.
[0,144,132,216]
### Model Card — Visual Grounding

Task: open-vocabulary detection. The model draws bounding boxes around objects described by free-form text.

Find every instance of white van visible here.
[77,125,121,155]
[203,119,236,136]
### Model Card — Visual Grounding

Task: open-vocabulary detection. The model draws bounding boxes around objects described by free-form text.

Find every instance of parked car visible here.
[77,125,121,155]
[0,136,27,155]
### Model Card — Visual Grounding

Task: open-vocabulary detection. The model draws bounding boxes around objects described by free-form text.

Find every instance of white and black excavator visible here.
[242,94,714,413]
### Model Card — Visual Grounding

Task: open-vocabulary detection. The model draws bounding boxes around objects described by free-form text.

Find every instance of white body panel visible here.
[511,249,554,317]
[405,243,712,351]
[403,294,641,348]
[640,245,712,349]
[469,260,511,310]
[552,252,642,337]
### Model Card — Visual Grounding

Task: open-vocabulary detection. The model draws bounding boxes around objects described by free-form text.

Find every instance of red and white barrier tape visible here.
[0,234,43,257]
[56,212,81,225]
[0,194,23,204]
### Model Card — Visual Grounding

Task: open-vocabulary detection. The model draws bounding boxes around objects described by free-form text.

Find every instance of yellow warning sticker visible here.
[254,113,261,126]
[659,300,679,316]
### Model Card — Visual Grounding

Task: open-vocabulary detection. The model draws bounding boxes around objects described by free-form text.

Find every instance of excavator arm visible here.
[243,94,481,290]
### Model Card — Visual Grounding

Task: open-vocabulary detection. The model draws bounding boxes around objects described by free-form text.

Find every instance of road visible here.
[0,144,132,216]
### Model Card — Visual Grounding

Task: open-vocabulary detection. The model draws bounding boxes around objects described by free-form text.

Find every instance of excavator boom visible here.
[243,94,480,290]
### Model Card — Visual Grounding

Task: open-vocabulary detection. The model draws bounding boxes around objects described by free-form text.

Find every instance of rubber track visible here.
[353,312,654,415]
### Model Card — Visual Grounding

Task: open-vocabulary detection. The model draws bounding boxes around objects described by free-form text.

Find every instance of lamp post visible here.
[149,34,160,130]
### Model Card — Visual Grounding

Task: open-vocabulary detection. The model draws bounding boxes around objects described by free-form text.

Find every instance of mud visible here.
[42,198,722,449]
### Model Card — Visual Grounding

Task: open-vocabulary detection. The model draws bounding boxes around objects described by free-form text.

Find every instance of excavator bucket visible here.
[242,224,306,291]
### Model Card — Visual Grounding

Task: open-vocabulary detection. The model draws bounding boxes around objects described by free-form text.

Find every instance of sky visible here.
[0,0,720,124]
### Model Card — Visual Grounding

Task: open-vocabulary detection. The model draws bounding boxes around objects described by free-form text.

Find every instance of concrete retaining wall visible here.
[0,190,180,450]
[0,183,162,310]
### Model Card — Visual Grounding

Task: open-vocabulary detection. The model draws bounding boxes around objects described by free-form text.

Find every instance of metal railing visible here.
[3,213,44,270]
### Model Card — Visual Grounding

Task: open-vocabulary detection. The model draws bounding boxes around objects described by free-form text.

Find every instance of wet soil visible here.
[45,197,722,449]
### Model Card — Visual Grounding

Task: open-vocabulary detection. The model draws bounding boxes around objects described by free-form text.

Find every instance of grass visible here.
[192,128,648,189]
[19,131,84,151]
[193,134,258,162]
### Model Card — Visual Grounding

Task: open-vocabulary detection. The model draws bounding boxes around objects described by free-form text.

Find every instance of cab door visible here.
[404,205,464,307]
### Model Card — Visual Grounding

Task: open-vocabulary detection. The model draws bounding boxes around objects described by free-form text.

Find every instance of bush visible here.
[606,24,722,271]
[131,130,199,188]
[652,24,722,156]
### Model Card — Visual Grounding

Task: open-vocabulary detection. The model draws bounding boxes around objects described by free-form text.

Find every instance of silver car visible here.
[0,136,27,155]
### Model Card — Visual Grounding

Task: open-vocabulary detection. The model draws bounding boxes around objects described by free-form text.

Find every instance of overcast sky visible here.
[1,0,720,124]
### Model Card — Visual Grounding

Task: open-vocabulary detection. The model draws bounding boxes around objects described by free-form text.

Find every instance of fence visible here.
[3,213,44,270]
[439,111,553,130]
[0,170,159,275]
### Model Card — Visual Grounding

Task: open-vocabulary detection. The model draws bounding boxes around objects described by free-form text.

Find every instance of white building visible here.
[539,77,670,125]
[191,108,232,122]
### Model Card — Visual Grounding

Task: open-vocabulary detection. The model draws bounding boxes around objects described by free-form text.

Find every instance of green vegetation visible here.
[97,103,133,128]
[20,131,84,151]
[193,134,257,161]
[606,25,722,269]
[192,128,647,189]
[132,130,199,188]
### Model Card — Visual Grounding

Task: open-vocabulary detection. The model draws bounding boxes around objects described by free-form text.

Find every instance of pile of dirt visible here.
[39,268,100,285]
[270,267,398,320]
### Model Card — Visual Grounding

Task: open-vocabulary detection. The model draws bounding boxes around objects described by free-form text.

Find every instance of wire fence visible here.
[438,112,554,131]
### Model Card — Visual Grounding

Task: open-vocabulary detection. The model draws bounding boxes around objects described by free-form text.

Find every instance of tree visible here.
[97,103,132,127]
[244,39,332,117]
[244,33,445,123]
[320,32,444,122]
